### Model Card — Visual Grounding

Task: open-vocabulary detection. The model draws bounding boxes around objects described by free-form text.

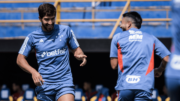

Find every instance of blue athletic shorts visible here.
[117,90,152,101]
[166,77,180,101]
[35,84,75,101]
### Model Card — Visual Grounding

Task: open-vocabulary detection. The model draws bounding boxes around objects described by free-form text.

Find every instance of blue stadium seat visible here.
[94,87,109,101]
[0,3,53,8]
[152,88,162,101]
[22,84,30,91]
[23,88,35,101]
[61,2,91,8]
[74,88,84,101]
[111,1,170,7]
[0,88,11,101]
[95,84,103,91]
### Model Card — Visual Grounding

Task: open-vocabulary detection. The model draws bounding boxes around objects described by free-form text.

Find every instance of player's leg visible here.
[56,84,75,101]
[134,90,152,101]
[118,90,134,101]
[57,94,74,101]
[166,78,180,101]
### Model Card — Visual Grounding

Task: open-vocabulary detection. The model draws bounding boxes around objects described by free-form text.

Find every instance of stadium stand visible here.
[0,0,171,38]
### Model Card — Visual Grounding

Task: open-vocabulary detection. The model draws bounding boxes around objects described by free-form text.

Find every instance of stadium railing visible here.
[0,0,171,38]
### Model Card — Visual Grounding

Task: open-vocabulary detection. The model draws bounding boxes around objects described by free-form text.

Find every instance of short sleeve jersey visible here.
[110,28,170,93]
[165,0,180,78]
[19,24,79,84]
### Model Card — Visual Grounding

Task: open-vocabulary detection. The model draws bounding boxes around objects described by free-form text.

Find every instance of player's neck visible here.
[128,26,138,30]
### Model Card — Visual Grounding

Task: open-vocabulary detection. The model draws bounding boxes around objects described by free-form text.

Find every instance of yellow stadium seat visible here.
[115,97,118,101]
[157,96,162,101]
[9,96,13,101]
[90,96,97,101]
[17,96,37,101]
[165,97,170,101]
[82,96,86,101]
[107,96,111,101]
[17,96,23,101]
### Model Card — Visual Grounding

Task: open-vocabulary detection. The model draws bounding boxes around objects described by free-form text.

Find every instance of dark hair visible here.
[123,11,142,29]
[38,3,56,18]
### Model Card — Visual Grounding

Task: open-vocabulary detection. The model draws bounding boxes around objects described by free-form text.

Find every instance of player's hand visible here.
[32,71,44,86]
[74,54,87,66]
[75,54,87,60]
[154,68,163,78]
[80,57,87,66]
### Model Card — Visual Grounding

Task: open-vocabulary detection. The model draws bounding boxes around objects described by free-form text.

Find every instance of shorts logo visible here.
[129,30,143,42]
[126,75,141,83]
[171,54,180,70]
[41,48,66,58]
[39,39,44,43]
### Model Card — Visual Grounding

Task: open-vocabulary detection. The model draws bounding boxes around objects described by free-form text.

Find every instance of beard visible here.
[42,22,54,32]
[122,28,126,31]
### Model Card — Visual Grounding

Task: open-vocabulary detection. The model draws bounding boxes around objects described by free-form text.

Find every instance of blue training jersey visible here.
[165,0,180,78]
[110,28,170,93]
[19,24,79,84]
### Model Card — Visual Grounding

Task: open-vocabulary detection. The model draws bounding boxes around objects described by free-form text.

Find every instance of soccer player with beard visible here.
[110,11,170,101]
[16,3,87,101]
[165,0,180,101]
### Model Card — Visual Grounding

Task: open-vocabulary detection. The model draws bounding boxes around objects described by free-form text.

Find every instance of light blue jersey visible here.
[19,24,79,84]
[165,0,180,78]
[110,28,170,93]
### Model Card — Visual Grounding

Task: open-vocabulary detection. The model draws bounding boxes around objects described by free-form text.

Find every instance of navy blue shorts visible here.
[35,84,75,101]
[117,90,152,101]
[166,77,180,101]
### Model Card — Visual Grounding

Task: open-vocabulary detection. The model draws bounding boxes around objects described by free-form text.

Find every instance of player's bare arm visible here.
[72,47,87,66]
[155,55,169,77]
[17,54,44,86]
[110,58,118,70]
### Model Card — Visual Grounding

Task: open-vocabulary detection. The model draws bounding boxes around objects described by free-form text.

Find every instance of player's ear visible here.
[39,16,42,21]
[128,21,132,29]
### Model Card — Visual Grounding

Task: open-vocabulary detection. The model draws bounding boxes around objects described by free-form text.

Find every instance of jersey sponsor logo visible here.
[126,75,141,83]
[39,39,44,43]
[19,37,29,54]
[41,48,66,58]
[171,54,180,70]
[129,30,143,42]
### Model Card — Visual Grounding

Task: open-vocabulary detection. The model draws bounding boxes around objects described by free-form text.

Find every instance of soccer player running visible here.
[110,11,170,101]
[16,3,87,101]
[165,0,180,101]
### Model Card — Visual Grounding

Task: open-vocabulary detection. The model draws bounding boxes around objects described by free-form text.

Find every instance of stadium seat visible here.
[0,88,13,101]
[152,89,162,101]
[165,97,170,101]
[90,87,110,101]
[22,84,30,91]
[95,84,103,91]
[74,88,85,101]
[20,88,36,101]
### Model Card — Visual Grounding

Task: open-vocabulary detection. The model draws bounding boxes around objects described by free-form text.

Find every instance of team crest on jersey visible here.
[126,75,141,83]
[171,54,180,70]
[129,30,143,42]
